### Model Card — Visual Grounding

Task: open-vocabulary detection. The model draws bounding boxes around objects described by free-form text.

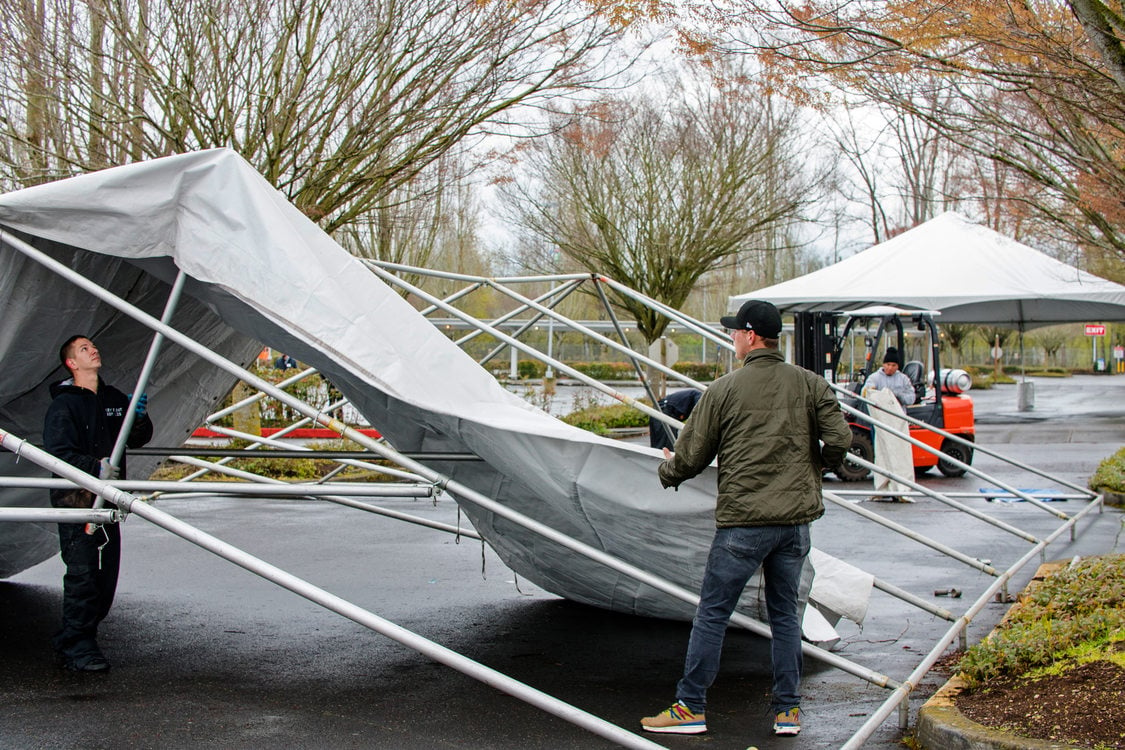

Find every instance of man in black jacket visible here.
[43,335,153,672]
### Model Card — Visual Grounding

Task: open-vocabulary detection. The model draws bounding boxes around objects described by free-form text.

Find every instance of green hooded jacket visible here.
[658,348,852,527]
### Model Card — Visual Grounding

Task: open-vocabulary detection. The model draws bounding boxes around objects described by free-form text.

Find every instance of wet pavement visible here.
[2,375,1123,749]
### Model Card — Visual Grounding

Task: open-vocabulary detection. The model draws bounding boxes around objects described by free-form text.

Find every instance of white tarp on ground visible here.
[0,149,872,637]
[732,212,1125,326]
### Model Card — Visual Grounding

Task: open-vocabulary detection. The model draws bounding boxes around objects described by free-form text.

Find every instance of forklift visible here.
[792,307,975,481]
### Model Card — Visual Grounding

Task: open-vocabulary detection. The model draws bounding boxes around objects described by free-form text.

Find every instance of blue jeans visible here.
[676,524,810,714]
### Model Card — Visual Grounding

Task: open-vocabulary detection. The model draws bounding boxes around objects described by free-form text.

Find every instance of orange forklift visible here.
[792,307,975,481]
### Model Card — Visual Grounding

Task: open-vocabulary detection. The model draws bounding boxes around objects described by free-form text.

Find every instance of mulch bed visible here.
[955,659,1125,748]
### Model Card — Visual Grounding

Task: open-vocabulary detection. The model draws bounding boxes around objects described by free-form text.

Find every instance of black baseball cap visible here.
[720,300,783,338]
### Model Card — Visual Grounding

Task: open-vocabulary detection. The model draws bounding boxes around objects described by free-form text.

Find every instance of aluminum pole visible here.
[365,261,680,429]
[197,422,427,484]
[824,491,998,576]
[839,451,1040,543]
[0,477,433,497]
[478,275,707,391]
[89,269,187,532]
[833,382,1096,500]
[840,397,1071,519]
[371,260,590,287]
[593,279,672,445]
[4,229,896,691]
[596,276,734,352]
[370,260,708,393]
[469,280,584,364]
[0,507,119,524]
[0,428,663,750]
[840,494,1106,750]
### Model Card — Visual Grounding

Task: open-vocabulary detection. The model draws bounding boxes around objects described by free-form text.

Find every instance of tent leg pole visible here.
[5,230,897,693]
[0,429,664,750]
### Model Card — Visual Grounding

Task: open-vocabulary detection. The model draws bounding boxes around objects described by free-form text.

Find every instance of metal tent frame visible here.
[0,237,1107,748]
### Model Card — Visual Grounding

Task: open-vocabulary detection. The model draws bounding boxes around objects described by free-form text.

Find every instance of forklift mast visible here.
[792,311,839,381]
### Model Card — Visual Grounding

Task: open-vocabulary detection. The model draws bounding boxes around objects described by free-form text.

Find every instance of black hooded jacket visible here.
[43,378,153,487]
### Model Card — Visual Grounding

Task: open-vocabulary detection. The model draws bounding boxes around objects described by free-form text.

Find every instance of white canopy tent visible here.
[732,212,1125,326]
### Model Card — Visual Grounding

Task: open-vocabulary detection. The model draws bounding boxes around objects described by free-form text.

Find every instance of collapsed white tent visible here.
[732,212,1125,325]
[0,148,871,639]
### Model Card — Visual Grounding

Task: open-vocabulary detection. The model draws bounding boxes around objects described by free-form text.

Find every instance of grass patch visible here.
[1090,447,1125,494]
[957,555,1125,689]
[561,402,650,436]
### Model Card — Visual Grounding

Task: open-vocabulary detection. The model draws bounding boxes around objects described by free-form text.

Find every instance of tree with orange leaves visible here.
[651,0,1125,263]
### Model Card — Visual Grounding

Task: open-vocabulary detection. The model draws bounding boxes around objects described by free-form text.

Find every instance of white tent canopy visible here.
[0,149,869,639]
[732,212,1125,326]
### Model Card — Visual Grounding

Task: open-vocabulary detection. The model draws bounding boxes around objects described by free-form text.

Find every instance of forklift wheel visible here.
[835,430,873,482]
[937,438,973,477]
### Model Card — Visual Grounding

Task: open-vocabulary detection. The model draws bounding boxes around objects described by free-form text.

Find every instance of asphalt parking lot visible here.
[2,375,1123,750]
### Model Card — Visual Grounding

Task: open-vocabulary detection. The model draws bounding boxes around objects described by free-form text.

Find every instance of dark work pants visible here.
[53,521,120,661]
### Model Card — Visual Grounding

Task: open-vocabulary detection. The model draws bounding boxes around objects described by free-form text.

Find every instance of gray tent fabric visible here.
[732,212,1125,326]
[0,149,870,638]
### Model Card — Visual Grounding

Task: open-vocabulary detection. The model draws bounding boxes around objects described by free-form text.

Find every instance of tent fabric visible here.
[731,212,1125,326]
[0,149,871,636]
[864,388,912,499]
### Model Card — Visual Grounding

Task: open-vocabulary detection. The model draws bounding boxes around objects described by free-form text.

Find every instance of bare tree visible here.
[504,73,818,343]
[0,0,628,233]
[1030,326,1069,367]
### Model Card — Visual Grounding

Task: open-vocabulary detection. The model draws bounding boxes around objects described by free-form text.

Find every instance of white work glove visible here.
[97,458,120,481]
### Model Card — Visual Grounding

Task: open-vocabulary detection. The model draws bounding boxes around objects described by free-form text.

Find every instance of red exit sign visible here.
[1085,324,1107,336]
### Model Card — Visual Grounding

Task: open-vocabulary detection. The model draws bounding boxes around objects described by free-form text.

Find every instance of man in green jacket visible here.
[641,299,852,739]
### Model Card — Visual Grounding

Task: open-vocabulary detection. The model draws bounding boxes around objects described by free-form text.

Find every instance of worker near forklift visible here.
[641,299,851,739]
[864,348,916,406]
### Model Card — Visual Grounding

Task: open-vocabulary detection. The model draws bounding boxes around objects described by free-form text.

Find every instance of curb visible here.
[914,560,1092,750]
[915,673,1083,750]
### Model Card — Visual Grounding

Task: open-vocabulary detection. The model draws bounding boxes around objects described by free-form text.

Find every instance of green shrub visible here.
[958,555,1125,688]
[672,361,724,381]
[516,360,546,379]
[569,361,639,380]
[562,403,650,435]
[1090,447,1125,494]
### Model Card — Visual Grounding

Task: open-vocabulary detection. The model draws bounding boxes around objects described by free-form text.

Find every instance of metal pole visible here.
[418,281,484,317]
[832,382,1097,499]
[0,428,664,750]
[87,269,187,532]
[450,270,707,391]
[0,507,119,524]
[371,261,590,287]
[838,451,1040,542]
[107,269,186,469]
[205,365,319,423]
[365,261,681,429]
[839,396,1072,519]
[596,276,734,353]
[4,228,897,691]
[871,578,955,622]
[840,494,1106,750]
[465,279,583,360]
[824,491,998,576]
[0,477,433,498]
[592,279,674,446]
[198,422,427,484]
